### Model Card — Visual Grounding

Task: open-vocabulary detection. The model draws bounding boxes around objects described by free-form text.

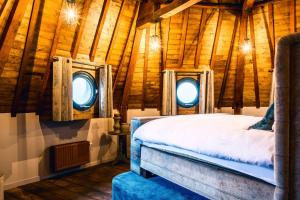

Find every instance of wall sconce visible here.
[150,23,161,51]
[242,38,251,54]
[64,0,79,25]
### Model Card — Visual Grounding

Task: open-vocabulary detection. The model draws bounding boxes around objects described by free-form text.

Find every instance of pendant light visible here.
[150,23,161,51]
[65,0,79,25]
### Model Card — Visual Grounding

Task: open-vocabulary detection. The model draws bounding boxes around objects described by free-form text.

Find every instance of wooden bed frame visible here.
[130,33,300,200]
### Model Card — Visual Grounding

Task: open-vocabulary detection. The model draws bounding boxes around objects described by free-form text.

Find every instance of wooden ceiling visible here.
[0,0,297,116]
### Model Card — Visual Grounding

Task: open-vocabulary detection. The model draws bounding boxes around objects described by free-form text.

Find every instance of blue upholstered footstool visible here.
[112,172,207,200]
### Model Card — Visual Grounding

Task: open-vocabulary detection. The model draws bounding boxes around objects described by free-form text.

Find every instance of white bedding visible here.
[133,114,275,168]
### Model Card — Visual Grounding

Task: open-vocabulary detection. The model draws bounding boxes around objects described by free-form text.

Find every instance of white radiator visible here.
[0,174,3,200]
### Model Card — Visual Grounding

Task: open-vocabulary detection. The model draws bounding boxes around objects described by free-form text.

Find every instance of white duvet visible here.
[133,114,275,167]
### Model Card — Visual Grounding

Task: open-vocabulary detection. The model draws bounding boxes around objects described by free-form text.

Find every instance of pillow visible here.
[248,103,274,131]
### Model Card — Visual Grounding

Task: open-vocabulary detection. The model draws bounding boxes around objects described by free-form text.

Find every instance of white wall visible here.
[0,113,117,190]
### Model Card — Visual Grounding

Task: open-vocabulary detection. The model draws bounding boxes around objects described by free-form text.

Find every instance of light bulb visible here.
[242,39,251,54]
[150,35,160,51]
[64,0,78,26]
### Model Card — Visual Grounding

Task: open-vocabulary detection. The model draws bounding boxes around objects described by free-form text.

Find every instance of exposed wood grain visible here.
[178,9,189,67]
[268,4,274,51]
[194,9,216,68]
[162,17,171,70]
[113,3,139,92]
[142,27,150,111]
[89,0,111,61]
[12,0,42,116]
[37,0,65,114]
[71,0,93,59]
[105,0,125,63]
[234,0,255,113]
[290,0,296,33]
[137,0,201,27]
[210,10,223,70]
[120,28,143,117]
[0,0,8,17]
[217,15,238,109]
[196,2,241,10]
[249,12,260,108]
[0,0,31,76]
[261,6,274,69]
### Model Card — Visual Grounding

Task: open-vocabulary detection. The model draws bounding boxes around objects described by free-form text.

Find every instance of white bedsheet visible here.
[133,114,275,167]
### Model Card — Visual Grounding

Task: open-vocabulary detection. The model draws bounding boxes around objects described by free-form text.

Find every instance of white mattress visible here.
[134,114,275,168]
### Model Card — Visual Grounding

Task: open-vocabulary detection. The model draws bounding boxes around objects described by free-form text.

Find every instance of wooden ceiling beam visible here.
[249,12,260,108]
[162,17,170,70]
[268,4,275,50]
[217,15,239,109]
[178,9,189,67]
[261,6,274,69]
[105,0,125,63]
[0,0,31,76]
[195,2,241,10]
[290,0,296,33]
[71,0,93,59]
[210,10,223,70]
[0,0,8,17]
[137,0,201,28]
[113,3,139,92]
[37,0,65,114]
[120,28,143,118]
[89,0,111,62]
[142,27,150,111]
[233,0,255,113]
[12,0,42,116]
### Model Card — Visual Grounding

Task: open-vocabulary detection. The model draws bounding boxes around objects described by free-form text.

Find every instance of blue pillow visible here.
[248,103,274,131]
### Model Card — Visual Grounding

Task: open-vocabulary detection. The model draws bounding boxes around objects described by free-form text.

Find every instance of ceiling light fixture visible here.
[242,38,251,54]
[65,0,79,26]
[150,23,161,51]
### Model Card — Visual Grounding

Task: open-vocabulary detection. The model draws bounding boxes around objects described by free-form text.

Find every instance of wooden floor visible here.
[4,163,129,200]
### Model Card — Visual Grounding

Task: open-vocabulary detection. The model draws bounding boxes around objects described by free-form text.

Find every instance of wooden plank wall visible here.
[0,0,298,115]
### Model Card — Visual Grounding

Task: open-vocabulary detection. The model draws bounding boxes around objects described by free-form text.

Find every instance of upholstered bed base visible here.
[141,146,275,200]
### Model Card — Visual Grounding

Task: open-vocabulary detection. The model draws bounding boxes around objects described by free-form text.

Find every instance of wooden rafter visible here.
[290,0,296,33]
[120,28,143,119]
[210,10,223,70]
[178,9,189,67]
[71,0,93,59]
[268,4,275,50]
[105,0,125,63]
[37,0,65,114]
[162,17,171,70]
[0,0,31,76]
[142,27,150,111]
[196,2,241,10]
[261,6,274,69]
[137,0,201,28]
[89,0,111,62]
[12,0,42,116]
[0,0,8,17]
[249,12,260,108]
[217,15,239,108]
[113,3,139,92]
[234,0,255,113]
[194,9,216,68]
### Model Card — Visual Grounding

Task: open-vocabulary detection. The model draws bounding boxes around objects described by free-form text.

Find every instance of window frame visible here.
[176,77,200,108]
[72,71,98,111]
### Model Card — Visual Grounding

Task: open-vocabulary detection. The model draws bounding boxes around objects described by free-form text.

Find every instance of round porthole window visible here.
[72,71,98,111]
[176,78,199,108]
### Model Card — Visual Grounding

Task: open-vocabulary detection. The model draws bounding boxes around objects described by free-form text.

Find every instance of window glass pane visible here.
[176,78,199,108]
[73,77,92,105]
[72,71,97,111]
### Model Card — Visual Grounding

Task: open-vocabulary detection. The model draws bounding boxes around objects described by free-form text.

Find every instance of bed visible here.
[130,33,300,200]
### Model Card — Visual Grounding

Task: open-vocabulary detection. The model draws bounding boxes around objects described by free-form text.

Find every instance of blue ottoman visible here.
[112,172,207,200]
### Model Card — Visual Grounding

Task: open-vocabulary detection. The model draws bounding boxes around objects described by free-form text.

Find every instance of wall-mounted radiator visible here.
[50,141,90,172]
